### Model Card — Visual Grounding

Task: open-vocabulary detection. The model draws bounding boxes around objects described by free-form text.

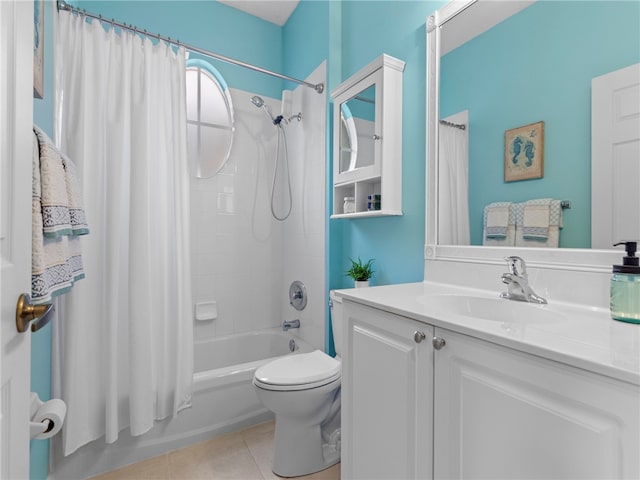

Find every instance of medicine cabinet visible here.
[331,54,405,218]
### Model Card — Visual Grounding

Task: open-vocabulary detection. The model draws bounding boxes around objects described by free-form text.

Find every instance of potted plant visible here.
[345,257,375,288]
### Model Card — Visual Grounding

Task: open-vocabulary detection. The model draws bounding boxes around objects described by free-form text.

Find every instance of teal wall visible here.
[332,1,445,288]
[440,1,640,248]
[31,1,55,478]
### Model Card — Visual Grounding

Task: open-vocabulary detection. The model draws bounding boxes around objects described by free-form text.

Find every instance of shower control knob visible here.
[413,331,426,343]
[432,337,446,350]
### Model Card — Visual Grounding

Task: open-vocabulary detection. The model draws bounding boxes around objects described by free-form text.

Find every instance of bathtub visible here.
[51,329,314,479]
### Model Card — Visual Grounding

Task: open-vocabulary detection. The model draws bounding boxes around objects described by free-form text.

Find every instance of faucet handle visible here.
[504,256,527,277]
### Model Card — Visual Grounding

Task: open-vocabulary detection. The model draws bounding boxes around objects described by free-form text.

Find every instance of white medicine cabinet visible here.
[331,54,405,218]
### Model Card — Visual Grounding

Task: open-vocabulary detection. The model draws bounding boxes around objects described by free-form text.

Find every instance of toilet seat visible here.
[254,350,341,392]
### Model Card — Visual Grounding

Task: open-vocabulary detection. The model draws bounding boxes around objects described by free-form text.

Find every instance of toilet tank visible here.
[329,291,343,357]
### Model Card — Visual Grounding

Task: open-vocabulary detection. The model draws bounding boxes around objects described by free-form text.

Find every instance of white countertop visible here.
[336,281,640,386]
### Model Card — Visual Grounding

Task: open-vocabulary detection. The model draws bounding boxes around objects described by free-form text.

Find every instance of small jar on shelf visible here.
[343,196,356,214]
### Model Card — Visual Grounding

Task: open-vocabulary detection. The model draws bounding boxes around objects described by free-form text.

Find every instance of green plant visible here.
[345,257,375,281]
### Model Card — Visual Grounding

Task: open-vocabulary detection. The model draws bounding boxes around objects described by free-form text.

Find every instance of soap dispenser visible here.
[611,241,640,324]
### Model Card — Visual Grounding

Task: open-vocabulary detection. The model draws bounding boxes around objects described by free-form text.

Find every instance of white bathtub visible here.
[52,329,314,479]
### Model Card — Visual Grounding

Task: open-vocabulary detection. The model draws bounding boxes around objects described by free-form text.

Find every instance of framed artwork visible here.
[33,0,44,99]
[504,121,544,182]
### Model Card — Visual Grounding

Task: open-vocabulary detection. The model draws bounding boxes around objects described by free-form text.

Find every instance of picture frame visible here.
[504,121,544,182]
[33,0,44,99]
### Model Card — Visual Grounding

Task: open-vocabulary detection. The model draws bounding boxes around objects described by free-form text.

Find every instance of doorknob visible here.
[16,294,54,333]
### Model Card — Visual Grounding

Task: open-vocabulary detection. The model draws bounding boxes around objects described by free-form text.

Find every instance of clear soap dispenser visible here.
[611,241,640,324]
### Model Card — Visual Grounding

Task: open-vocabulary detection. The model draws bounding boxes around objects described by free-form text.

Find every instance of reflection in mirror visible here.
[339,104,358,173]
[339,85,376,173]
[186,60,235,178]
[437,0,640,248]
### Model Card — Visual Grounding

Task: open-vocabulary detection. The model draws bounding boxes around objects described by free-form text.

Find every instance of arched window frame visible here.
[186,59,235,178]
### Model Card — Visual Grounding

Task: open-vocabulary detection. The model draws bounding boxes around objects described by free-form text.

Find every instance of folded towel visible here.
[33,125,89,237]
[484,202,512,238]
[513,198,563,248]
[32,128,88,305]
[483,202,516,246]
[522,204,550,239]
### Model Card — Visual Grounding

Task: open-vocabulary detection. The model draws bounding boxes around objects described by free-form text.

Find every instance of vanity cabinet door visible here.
[434,327,640,479]
[342,300,434,480]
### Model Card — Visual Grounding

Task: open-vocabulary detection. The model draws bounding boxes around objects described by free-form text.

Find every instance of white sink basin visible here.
[423,294,566,324]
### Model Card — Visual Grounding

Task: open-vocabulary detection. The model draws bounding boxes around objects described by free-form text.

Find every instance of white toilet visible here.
[253,291,343,477]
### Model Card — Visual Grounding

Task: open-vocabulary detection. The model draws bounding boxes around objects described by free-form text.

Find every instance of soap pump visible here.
[611,241,640,324]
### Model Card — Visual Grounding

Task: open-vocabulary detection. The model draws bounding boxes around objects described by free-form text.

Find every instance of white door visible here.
[592,63,640,249]
[1,0,34,478]
[342,301,433,480]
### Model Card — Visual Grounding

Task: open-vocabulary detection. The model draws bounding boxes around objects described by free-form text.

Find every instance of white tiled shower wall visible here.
[190,63,327,351]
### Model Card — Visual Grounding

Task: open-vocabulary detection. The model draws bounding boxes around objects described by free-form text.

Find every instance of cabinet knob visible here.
[372,134,381,140]
[432,337,446,350]
[413,331,426,343]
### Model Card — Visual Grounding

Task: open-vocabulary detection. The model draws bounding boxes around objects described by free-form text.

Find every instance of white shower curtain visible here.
[438,124,470,245]
[52,10,193,455]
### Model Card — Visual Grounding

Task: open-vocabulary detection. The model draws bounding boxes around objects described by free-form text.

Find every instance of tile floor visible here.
[89,420,340,480]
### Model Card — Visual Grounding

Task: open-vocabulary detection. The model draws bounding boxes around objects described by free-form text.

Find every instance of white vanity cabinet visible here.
[342,300,434,480]
[342,300,640,480]
[434,327,640,479]
[331,54,404,218]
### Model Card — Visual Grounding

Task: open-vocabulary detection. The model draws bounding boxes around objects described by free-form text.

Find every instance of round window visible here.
[186,60,235,178]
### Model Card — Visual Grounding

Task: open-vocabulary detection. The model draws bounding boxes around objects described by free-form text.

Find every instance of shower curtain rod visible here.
[439,120,466,130]
[56,0,325,94]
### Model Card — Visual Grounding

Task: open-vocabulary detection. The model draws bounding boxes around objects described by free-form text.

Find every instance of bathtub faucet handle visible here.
[282,319,300,331]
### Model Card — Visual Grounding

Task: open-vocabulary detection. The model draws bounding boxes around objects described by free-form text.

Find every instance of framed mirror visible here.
[426,0,639,271]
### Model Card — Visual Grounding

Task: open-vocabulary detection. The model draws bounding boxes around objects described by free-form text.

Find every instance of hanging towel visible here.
[485,203,510,238]
[32,128,89,305]
[515,199,563,248]
[483,202,516,246]
[33,125,89,237]
[522,203,551,239]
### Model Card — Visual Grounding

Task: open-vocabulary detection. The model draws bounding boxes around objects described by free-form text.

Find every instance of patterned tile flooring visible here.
[89,420,340,480]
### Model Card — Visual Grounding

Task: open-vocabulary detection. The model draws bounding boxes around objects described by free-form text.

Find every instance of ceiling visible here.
[217,0,300,26]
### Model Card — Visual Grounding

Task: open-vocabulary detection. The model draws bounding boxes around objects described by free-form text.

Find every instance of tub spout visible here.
[282,319,300,331]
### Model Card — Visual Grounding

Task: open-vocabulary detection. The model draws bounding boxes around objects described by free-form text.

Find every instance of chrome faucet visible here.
[282,319,300,331]
[500,256,547,304]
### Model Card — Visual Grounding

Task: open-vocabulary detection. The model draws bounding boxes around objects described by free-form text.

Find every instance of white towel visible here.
[33,125,89,237]
[484,203,510,238]
[522,204,550,239]
[32,128,88,305]
[514,199,563,248]
[483,202,516,246]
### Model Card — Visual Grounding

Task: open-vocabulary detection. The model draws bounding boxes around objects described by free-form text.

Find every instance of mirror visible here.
[339,85,377,174]
[427,0,639,253]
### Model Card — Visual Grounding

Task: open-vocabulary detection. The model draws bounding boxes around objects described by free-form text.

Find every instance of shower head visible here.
[251,96,264,108]
[250,95,283,125]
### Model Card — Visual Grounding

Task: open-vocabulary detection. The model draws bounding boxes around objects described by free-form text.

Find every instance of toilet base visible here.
[272,418,340,477]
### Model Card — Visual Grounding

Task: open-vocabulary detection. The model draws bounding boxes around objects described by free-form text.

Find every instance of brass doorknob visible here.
[16,294,53,333]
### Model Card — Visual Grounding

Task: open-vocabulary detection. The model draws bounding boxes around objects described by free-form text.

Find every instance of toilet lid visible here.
[254,350,341,390]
